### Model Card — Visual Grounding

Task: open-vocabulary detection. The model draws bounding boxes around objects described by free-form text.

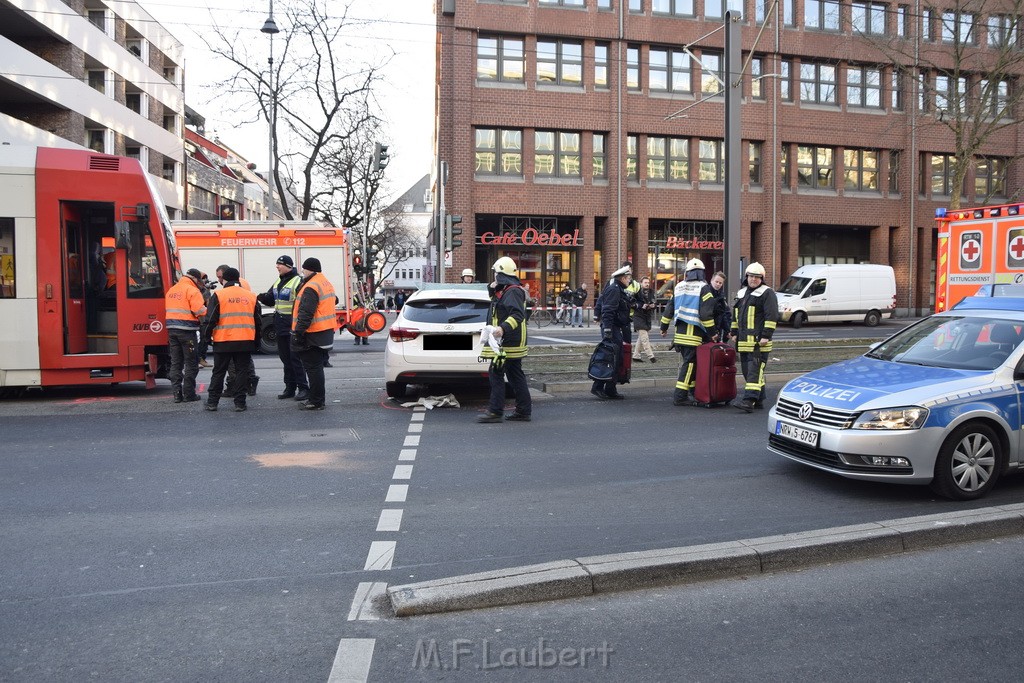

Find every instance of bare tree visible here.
[201,0,388,221]
[370,204,421,283]
[863,0,1024,208]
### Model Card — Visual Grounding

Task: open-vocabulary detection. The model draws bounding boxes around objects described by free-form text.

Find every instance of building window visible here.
[897,5,910,37]
[700,51,723,95]
[627,46,641,90]
[475,128,523,176]
[88,10,109,34]
[629,0,643,12]
[86,129,107,154]
[780,144,790,187]
[847,66,881,108]
[163,115,178,135]
[535,131,581,178]
[163,66,177,85]
[749,142,763,185]
[891,69,904,110]
[921,9,933,41]
[751,57,765,99]
[477,36,525,82]
[918,70,930,112]
[626,134,638,180]
[653,0,694,15]
[699,139,724,183]
[756,0,795,25]
[126,93,142,114]
[705,0,726,20]
[926,153,961,197]
[162,160,177,182]
[799,62,837,104]
[780,60,792,101]
[942,11,976,45]
[988,15,1015,47]
[796,145,835,188]
[843,149,880,191]
[126,39,144,59]
[593,133,607,178]
[88,70,107,95]
[851,2,887,35]
[889,150,900,192]
[537,40,583,86]
[805,0,840,31]
[539,0,585,6]
[595,43,610,89]
[648,136,689,182]
[598,0,612,9]
[975,157,1007,199]
[650,48,692,93]
[935,74,967,115]
[980,78,1010,117]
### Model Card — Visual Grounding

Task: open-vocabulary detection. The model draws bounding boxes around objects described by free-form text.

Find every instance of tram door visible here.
[60,204,88,354]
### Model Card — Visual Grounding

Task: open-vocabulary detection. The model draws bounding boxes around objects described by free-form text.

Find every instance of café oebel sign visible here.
[479,228,580,247]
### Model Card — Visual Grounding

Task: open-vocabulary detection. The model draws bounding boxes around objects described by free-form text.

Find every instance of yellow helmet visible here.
[492,256,517,275]
[746,262,766,277]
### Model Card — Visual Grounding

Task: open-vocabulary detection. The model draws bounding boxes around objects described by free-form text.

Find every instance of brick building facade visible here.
[435,0,1024,314]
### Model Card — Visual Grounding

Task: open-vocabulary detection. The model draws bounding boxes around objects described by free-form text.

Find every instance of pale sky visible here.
[138,0,436,199]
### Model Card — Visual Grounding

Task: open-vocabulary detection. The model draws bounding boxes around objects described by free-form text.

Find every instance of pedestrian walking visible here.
[660,259,716,406]
[257,255,310,402]
[291,257,338,410]
[710,270,732,342]
[395,290,408,310]
[556,284,573,324]
[202,268,261,412]
[571,283,588,327]
[477,256,532,423]
[164,268,207,403]
[632,276,658,363]
[731,262,779,412]
[591,265,632,400]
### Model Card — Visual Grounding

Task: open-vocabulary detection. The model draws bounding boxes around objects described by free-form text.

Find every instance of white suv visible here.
[384,284,491,399]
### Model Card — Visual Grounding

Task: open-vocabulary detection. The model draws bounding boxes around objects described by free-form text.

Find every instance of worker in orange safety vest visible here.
[164,268,207,403]
[291,257,337,410]
[202,267,262,412]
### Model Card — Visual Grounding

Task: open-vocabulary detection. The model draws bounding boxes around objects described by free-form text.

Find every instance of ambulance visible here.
[172,221,384,353]
[934,202,1024,312]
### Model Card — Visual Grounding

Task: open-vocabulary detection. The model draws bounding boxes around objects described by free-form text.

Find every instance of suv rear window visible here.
[402,299,489,324]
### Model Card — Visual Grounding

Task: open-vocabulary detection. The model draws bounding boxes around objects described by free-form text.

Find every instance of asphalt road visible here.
[2,328,1022,681]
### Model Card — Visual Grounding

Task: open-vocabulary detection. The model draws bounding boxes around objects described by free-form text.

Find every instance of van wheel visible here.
[864,310,881,327]
[791,311,806,329]
[260,325,278,355]
[930,422,1004,500]
[386,381,407,399]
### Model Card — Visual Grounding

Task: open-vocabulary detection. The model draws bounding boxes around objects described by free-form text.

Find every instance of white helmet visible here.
[461,268,474,277]
[746,262,766,277]
[685,258,705,272]
[492,256,517,275]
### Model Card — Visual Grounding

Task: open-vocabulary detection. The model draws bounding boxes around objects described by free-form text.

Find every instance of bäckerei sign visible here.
[664,236,724,250]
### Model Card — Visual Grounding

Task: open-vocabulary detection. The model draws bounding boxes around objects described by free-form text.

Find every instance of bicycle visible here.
[530,307,554,327]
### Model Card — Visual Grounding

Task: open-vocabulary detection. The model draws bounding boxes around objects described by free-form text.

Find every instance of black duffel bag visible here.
[587,339,619,382]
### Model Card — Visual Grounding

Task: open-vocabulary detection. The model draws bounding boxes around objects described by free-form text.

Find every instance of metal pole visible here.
[724,9,742,292]
[261,0,280,221]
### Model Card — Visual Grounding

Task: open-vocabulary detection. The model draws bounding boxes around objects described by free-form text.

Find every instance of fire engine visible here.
[935,202,1024,312]
[172,221,384,353]
[0,146,179,393]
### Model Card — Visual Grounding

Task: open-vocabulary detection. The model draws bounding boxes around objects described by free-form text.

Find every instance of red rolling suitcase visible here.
[617,343,632,383]
[693,341,736,406]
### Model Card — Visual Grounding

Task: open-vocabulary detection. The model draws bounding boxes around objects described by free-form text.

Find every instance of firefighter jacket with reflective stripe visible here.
[292,273,337,338]
[660,280,715,348]
[731,283,780,353]
[209,285,259,344]
[164,277,207,331]
[482,274,528,359]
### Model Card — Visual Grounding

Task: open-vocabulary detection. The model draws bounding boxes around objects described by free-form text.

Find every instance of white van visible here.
[775,264,896,328]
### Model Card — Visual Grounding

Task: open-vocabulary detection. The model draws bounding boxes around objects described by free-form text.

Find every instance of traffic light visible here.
[445,214,463,250]
[372,142,390,172]
[365,246,379,274]
[352,248,363,275]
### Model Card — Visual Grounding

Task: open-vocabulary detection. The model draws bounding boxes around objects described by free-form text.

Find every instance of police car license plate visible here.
[776,421,819,448]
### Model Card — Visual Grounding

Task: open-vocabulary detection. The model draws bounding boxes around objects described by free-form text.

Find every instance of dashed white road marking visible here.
[403,435,420,447]
[410,412,425,422]
[376,509,403,532]
[398,449,416,461]
[347,582,388,621]
[407,422,423,433]
[385,484,408,502]
[327,638,375,682]
[392,465,413,480]
[363,541,396,570]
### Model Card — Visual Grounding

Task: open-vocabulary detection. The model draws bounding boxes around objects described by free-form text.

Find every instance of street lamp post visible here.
[261,1,280,221]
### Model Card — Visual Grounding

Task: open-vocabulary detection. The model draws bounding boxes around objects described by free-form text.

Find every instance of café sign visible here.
[664,236,724,250]
[479,228,580,247]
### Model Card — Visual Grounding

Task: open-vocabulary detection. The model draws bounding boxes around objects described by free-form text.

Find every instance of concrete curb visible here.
[537,372,807,395]
[387,504,1024,617]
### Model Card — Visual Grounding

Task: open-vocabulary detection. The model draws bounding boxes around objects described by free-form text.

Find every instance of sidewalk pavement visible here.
[387,504,1024,616]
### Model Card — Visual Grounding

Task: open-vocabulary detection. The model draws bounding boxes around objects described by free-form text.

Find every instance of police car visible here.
[768,293,1024,500]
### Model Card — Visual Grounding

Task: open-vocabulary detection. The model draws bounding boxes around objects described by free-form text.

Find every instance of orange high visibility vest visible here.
[292,273,337,333]
[164,277,207,328]
[211,285,258,343]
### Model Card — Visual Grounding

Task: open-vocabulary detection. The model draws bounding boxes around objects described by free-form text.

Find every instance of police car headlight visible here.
[852,407,928,430]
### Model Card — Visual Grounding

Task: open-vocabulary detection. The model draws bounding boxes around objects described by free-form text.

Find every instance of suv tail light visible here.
[389,326,420,342]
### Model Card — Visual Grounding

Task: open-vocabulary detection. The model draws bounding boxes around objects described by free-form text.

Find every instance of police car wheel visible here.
[930,422,1004,500]
[791,311,806,329]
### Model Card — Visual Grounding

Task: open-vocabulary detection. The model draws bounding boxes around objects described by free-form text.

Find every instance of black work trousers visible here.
[299,347,329,407]
[167,329,198,398]
[277,330,308,391]
[209,351,252,407]
[488,357,531,416]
